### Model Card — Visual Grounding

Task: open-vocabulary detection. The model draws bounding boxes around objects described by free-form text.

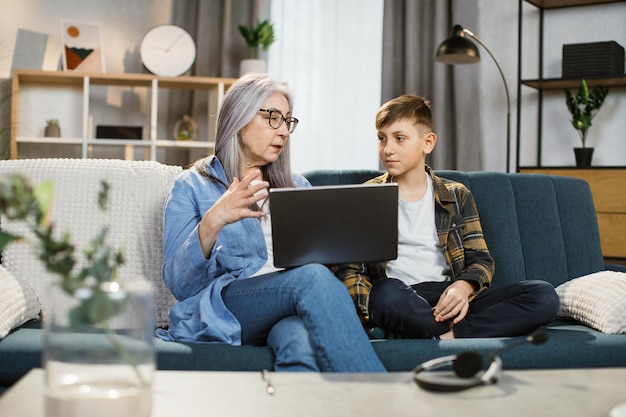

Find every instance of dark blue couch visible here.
[2,168,625,394]
[300,169,626,371]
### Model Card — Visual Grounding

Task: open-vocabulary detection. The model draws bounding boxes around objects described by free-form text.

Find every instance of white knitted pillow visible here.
[0,265,40,338]
[0,158,182,328]
[556,270,626,334]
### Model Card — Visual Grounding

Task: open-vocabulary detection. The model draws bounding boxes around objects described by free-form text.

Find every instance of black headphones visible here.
[413,351,502,392]
[413,330,548,392]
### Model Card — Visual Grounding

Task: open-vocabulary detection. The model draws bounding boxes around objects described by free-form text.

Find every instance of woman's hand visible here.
[198,170,269,257]
[432,280,474,324]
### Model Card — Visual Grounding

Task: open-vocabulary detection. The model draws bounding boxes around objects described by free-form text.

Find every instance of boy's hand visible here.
[432,280,474,324]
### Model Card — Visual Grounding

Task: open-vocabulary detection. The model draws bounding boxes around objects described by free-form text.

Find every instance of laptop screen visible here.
[269,183,398,268]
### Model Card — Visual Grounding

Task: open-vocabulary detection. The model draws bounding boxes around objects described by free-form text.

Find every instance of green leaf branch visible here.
[0,174,147,386]
[564,79,609,148]
[0,174,124,315]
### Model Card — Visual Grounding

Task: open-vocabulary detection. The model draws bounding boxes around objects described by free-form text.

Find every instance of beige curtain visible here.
[381,0,482,171]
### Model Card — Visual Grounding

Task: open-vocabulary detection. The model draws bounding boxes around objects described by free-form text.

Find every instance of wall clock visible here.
[140,24,196,77]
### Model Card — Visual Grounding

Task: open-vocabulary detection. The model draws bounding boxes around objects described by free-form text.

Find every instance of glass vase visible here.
[173,115,198,141]
[43,277,155,417]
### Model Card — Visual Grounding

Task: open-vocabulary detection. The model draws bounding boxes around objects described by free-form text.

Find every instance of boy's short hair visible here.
[375,94,433,132]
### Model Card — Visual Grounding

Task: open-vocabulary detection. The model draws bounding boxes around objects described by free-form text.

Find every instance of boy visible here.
[335,94,559,339]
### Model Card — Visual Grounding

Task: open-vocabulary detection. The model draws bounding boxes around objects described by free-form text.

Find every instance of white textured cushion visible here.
[0,158,182,328]
[0,265,40,338]
[556,270,626,334]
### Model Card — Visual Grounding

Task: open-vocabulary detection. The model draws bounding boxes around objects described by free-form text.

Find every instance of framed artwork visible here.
[60,20,105,72]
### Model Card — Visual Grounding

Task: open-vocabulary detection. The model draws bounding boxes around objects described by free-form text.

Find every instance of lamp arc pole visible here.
[462,28,511,173]
[436,25,511,173]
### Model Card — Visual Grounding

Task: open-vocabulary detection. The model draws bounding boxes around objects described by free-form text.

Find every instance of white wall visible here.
[0,0,171,77]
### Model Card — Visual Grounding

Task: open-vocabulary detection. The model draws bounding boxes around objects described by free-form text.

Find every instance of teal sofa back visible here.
[302,169,605,288]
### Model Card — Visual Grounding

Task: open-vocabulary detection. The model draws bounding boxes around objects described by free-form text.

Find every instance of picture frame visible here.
[60,20,105,72]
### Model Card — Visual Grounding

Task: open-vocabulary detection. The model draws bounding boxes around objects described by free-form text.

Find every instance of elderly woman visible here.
[157,74,385,372]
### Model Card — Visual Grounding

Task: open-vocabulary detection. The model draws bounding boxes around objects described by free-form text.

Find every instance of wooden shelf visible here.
[525,0,624,9]
[13,69,237,90]
[521,77,626,90]
[10,70,237,160]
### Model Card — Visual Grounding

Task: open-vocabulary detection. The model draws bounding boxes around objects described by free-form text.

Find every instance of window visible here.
[269,0,384,172]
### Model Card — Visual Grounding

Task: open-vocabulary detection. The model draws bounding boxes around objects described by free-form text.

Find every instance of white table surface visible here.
[1,368,626,417]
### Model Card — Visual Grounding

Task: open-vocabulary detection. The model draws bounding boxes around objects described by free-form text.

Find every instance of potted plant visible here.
[238,19,275,75]
[44,119,61,137]
[0,175,154,417]
[564,79,609,167]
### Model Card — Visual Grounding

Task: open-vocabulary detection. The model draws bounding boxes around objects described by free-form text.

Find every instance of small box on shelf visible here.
[562,41,625,79]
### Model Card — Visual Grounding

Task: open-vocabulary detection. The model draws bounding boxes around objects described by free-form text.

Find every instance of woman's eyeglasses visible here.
[259,109,299,133]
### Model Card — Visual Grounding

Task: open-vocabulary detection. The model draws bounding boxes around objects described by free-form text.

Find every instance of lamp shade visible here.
[435,25,480,65]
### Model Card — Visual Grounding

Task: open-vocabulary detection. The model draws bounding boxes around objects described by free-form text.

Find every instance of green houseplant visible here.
[0,174,154,417]
[44,119,61,138]
[238,19,275,75]
[238,19,276,59]
[564,79,609,167]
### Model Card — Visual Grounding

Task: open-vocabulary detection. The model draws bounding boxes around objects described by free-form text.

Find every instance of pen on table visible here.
[262,369,275,395]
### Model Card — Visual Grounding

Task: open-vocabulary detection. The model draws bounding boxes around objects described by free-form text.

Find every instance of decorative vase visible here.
[43,277,155,417]
[239,59,266,76]
[574,147,594,168]
[44,125,61,138]
[174,115,198,141]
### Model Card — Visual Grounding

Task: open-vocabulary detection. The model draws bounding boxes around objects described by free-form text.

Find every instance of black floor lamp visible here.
[435,24,511,173]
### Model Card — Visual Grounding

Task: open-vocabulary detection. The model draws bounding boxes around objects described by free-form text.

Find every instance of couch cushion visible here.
[372,320,626,372]
[556,270,626,334]
[0,320,274,387]
[437,171,526,287]
[0,266,40,339]
[435,171,604,288]
[302,169,383,186]
[0,320,42,386]
[0,158,183,328]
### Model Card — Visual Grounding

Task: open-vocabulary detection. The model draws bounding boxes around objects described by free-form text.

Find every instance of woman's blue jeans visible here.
[222,264,386,372]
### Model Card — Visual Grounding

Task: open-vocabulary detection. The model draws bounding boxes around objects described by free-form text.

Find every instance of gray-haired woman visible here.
[158,74,385,372]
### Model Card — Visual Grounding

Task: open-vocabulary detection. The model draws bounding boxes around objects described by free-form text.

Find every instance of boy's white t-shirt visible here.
[385,174,450,286]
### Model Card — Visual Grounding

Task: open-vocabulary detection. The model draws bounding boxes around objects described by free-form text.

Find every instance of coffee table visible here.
[1,368,625,417]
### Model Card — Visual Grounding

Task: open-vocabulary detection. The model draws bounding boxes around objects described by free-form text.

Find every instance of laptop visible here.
[269,183,398,268]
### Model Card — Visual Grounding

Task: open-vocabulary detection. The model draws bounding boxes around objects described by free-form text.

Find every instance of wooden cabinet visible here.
[10,70,237,161]
[520,167,626,259]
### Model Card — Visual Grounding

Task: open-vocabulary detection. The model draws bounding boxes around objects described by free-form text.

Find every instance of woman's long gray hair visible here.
[195,73,295,189]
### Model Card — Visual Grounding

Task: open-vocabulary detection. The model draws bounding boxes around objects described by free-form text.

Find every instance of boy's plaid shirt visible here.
[334,166,495,326]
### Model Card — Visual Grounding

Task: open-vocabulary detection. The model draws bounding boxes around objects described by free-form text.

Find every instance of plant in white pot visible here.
[564,79,609,167]
[238,19,275,75]
[0,175,154,417]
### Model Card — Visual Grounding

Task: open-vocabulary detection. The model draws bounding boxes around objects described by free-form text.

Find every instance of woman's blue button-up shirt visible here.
[156,156,310,345]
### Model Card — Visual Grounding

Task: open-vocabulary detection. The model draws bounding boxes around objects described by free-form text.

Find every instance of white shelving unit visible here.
[10,70,237,161]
